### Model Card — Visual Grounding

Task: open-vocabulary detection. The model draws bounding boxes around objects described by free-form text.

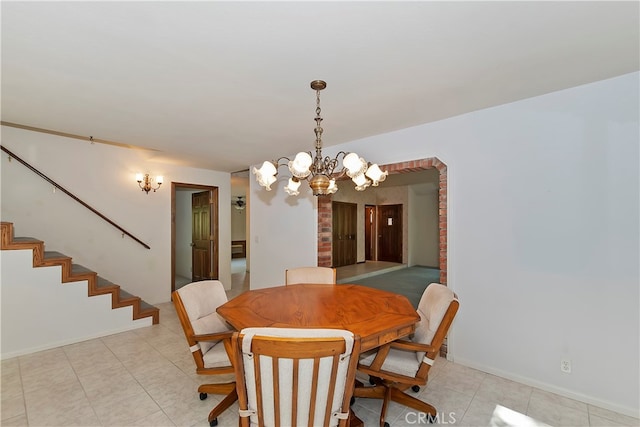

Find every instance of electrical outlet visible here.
[561,359,572,374]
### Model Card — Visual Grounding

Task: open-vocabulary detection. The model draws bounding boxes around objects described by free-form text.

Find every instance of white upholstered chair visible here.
[172,280,237,427]
[355,283,460,427]
[285,266,337,285]
[232,327,361,427]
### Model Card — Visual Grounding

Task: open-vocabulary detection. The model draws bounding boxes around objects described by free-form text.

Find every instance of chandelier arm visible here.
[273,157,294,169]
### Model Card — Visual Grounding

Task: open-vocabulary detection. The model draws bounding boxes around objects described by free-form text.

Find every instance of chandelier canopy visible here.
[253,80,387,196]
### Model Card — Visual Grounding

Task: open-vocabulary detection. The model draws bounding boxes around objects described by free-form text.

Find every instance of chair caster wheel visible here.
[210,418,218,427]
[412,385,420,392]
[200,392,207,400]
[384,422,390,427]
[350,396,355,406]
[369,375,379,385]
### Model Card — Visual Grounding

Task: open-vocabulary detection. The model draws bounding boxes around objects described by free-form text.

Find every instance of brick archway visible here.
[317,157,448,284]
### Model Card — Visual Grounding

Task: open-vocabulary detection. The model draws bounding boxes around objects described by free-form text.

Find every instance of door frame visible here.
[364,204,376,261]
[171,182,219,295]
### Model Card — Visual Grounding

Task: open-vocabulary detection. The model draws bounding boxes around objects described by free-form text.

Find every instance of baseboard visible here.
[0,320,152,360]
[452,356,639,418]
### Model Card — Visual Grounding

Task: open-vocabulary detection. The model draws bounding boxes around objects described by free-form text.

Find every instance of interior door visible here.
[192,190,216,281]
[332,201,357,267]
[378,204,403,263]
[365,205,376,261]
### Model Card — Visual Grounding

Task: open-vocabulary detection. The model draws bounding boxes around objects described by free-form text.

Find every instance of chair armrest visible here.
[193,331,234,342]
[390,339,436,354]
[357,363,426,387]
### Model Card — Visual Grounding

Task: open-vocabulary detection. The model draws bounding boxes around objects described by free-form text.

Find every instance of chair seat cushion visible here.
[359,347,421,378]
[202,341,233,368]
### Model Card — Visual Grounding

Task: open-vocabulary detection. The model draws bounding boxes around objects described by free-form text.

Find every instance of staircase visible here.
[1,221,159,326]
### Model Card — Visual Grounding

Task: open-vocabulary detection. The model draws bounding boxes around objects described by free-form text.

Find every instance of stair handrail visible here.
[1,144,151,249]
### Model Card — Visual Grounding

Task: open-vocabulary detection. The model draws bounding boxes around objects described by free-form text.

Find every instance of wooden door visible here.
[377,204,402,263]
[192,191,217,281]
[365,205,376,261]
[332,201,357,267]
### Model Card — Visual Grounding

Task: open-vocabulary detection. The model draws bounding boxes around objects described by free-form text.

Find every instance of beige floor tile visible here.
[428,365,485,397]
[1,358,20,377]
[588,405,640,427]
[0,413,29,426]
[418,385,474,422]
[0,369,23,399]
[91,390,160,426]
[79,367,145,402]
[1,393,26,421]
[129,410,177,426]
[162,396,222,427]
[474,373,533,414]
[529,388,589,413]
[145,375,202,409]
[527,393,590,426]
[25,384,100,426]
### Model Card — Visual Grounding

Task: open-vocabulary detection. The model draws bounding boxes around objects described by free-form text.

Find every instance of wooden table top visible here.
[217,283,420,352]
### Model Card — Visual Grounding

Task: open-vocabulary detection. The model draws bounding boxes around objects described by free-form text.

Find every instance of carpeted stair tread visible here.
[96,276,117,287]
[12,236,43,242]
[44,251,70,260]
[70,263,95,275]
[119,289,136,300]
[139,301,156,311]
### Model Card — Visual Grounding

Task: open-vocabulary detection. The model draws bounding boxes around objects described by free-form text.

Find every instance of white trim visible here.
[0,320,152,360]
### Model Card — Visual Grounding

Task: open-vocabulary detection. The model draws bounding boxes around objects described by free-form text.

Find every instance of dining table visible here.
[216,282,420,426]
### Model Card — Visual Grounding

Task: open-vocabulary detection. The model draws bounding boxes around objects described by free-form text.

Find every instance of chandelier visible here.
[253,80,387,196]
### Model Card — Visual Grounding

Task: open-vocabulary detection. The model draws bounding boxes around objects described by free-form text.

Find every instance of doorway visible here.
[377,204,403,263]
[171,183,219,293]
[365,205,376,261]
[332,201,357,267]
[317,157,448,285]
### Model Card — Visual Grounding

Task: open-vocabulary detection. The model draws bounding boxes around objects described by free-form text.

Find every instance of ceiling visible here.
[2,2,638,174]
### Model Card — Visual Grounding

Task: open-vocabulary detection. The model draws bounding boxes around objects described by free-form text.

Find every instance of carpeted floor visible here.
[343,265,440,308]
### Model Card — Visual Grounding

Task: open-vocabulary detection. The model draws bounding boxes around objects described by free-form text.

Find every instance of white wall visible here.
[231,205,246,241]
[408,186,439,267]
[0,126,232,304]
[250,72,640,415]
[1,249,152,358]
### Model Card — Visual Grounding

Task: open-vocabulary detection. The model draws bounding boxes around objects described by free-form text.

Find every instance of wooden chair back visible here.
[172,280,238,426]
[172,280,234,374]
[232,327,361,427]
[285,267,336,285]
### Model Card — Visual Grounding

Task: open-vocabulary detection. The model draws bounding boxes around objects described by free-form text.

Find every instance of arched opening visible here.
[317,157,448,284]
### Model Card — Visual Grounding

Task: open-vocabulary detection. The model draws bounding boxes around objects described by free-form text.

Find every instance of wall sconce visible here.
[233,196,246,211]
[136,173,163,194]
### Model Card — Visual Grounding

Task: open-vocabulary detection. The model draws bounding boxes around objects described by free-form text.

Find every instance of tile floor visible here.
[1,263,638,426]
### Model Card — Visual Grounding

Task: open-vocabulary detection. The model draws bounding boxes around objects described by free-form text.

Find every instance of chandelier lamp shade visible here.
[253,80,388,196]
[136,173,163,194]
